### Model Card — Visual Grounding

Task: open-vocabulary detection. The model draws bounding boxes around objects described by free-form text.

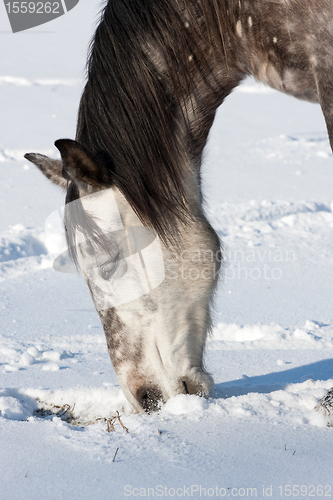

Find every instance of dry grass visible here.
[35,399,130,432]
[106,411,129,433]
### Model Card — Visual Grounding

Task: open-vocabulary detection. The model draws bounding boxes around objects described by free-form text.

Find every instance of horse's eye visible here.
[100,260,118,280]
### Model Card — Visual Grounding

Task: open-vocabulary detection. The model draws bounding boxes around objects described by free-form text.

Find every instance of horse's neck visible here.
[177,0,247,160]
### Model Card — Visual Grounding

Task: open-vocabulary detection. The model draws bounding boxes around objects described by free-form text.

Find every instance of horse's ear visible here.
[24,152,67,189]
[54,139,111,187]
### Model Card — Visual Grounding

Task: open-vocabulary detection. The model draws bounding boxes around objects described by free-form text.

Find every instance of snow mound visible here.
[0,225,53,280]
[210,321,333,349]
[0,224,46,263]
[162,394,208,416]
[214,379,333,428]
[160,379,333,428]
[1,381,332,428]
[0,221,71,280]
[0,394,35,420]
[0,387,133,422]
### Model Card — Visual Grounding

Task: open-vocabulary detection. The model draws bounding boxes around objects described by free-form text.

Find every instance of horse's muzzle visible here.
[136,385,164,413]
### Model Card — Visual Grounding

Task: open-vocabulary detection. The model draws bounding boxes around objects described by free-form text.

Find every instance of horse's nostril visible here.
[136,386,163,413]
[182,380,189,394]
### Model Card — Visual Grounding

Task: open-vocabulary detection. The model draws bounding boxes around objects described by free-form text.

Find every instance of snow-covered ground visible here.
[1,2,332,499]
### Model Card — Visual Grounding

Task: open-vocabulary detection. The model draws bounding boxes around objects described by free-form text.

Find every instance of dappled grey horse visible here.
[25,0,333,413]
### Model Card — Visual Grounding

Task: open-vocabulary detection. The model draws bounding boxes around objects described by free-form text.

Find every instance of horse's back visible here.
[233,0,333,102]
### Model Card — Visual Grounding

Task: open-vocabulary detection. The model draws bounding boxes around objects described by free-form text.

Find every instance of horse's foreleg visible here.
[313,71,333,421]
[315,71,333,152]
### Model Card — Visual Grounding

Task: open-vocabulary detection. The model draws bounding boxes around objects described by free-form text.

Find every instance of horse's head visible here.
[25,139,221,412]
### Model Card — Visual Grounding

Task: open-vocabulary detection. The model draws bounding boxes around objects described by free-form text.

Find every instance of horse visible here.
[25,0,333,413]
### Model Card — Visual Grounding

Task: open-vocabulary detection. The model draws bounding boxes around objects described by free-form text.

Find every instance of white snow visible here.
[0,1,332,499]
[0,75,81,87]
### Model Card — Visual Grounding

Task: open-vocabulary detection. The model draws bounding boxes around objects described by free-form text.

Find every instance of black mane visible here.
[75,0,231,243]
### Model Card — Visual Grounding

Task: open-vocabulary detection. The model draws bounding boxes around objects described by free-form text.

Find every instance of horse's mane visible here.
[75,0,227,243]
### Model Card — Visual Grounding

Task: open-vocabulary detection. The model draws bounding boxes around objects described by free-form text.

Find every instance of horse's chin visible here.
[119,367,214,414]
[181,368,214,397]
